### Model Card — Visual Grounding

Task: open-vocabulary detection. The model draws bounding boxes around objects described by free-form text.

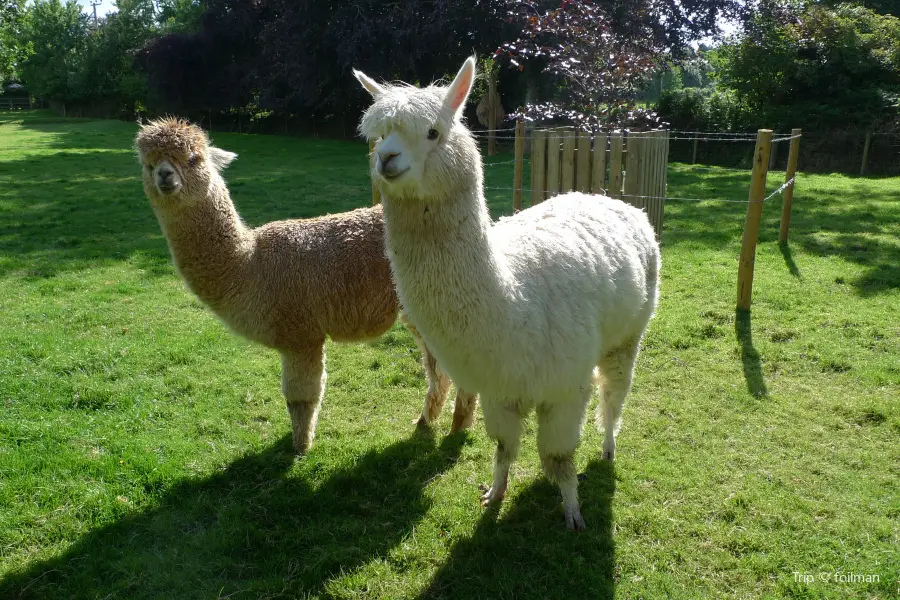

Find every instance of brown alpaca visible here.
[135,117,476,453]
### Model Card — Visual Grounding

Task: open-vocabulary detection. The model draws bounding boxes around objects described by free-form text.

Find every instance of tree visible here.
[136,0,267,112]
[18,0,89,101]
[0,0,29,84]
[136,0,515,117]
[74,0,157,107]
[156,0,204,33]
[256,0,514,115]
[496,0,662,128]
[714,2,900,130]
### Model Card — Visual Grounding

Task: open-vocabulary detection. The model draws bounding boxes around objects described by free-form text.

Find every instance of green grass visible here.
[0,110,897,599]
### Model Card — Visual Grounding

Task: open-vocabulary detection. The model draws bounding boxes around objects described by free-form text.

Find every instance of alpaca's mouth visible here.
[381,166,409,181]
[157,182,182,195]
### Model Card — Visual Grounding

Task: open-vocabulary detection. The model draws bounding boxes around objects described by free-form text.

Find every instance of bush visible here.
[656,87,753,131]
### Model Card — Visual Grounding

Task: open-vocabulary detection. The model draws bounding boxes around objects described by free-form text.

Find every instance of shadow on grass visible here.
[735,309,768,398]
[0,431,466,599]
[778,241,801,278]
[416,459,616,600]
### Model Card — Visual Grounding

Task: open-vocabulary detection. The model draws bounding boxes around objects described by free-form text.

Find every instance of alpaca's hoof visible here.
[601,449,615,461]
[479,483,506,507]
[565,505,586,531]
[293,441,310,456]
[413,415,431,429]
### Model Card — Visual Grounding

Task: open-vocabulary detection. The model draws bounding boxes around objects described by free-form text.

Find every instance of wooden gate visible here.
[526,129,669,238]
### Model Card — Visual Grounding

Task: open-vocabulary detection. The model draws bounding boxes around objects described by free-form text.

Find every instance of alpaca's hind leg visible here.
[596,339,641,461]
[480,400,524,506]
[450,389,478,433]
[401,313,452,427]
[537,397,589,531]
[417,343,452,427]
[281,342,326,454]
[402,313,478,432]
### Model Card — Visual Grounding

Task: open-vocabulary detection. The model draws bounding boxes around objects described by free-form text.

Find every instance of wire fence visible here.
[479,141,801,208]
[472,127,900,176]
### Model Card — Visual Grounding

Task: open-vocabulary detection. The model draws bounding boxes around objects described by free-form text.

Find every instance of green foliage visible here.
[156,0,204,33]
[72,0,157,108]
[714,2,900,130]
[0,112,897,598]
[17,0,89,100]
[657,87,753,131]
[14,0,165,109]
[0,0,29,84]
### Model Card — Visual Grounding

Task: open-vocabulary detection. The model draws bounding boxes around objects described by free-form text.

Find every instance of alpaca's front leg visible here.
[480,401,523,506]
[281,342,326,454]
[537,399,589,531]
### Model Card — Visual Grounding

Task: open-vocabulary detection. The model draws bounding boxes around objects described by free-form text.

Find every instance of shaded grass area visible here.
[1,112,897,599]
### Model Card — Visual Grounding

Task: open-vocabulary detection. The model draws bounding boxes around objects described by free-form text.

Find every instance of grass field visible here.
[0,110,897,599]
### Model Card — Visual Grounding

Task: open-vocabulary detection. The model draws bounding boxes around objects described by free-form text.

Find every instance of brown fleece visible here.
[137,117,398,349]
[135,118,475,452]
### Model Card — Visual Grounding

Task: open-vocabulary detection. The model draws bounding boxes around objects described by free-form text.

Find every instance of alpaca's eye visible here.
[187,154,198,166]
[427,128,439,141]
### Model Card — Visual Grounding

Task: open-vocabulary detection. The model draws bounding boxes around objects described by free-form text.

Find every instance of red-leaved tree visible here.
[496,0,668,129]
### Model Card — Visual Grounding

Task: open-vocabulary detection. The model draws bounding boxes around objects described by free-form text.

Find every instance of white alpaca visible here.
[353,58,660,529]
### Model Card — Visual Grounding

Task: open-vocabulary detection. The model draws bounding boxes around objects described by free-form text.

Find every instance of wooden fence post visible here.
[561,134,576,192]
[591,133,608,194]
[608,132,624,198]
[860,132,872,176]
[692,135,699,164]
[737,129,773,311]
[513,120,525,212]
[369,139,380,205]
[645,130,668,239]
[531,130,547,205]
[624,132,644,209]
[546,129,561,199]
[778,129,802,244]
[576,131,592,192]
[487,68,497,156]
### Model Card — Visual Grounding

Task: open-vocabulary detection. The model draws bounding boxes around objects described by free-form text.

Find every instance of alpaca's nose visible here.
[377,150,405,178]
[157,166,174,181]
[379,151,399,168]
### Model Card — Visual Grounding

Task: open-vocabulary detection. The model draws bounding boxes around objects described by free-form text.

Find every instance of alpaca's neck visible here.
[381,179,510,345]
[153,179,253,309]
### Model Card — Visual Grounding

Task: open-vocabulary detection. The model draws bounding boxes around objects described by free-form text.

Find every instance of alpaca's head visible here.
[135,117,236,205]
[355,57,480,200]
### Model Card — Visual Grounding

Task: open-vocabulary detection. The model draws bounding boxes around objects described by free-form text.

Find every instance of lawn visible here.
[0,110,897,599]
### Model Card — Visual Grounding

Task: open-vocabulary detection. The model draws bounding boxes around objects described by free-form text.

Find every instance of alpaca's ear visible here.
[441,56,476,120]
[209,147,237,171]
[354,69,385,98]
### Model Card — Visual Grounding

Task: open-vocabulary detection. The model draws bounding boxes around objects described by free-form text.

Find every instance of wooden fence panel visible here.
[546,130,561,199]
[513,120,525,212]
[561,135,576,192]
[609,133,624,198]
[524,128,668,238]
[646,131,665,236]
[576,131,592,192]
[531,130,547,205]
[624,134,643,209]
[591,134,608,194]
